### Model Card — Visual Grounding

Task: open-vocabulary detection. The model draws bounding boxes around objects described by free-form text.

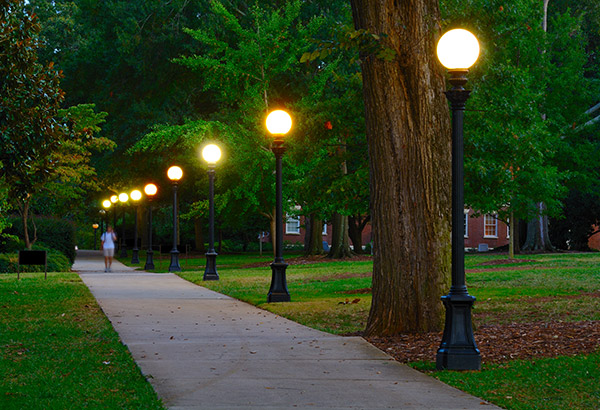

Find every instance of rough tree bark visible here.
[348,214,370,254]
[327,212,353,258]
[351,0,452,335]
[304,214,324,255]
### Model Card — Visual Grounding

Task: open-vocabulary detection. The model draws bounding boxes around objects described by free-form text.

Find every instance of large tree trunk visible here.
[304,214,324,256]
[351,0,452,335]
[348,214,370,254]
[522,203,555,251]
[327,212,353,258]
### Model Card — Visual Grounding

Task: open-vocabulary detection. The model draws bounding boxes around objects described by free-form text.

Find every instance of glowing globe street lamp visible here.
[266,109,292,302]
[167,166,183,272]
[92,223,99,250]
[118,192,129,258]
[144,183,158,270]
[201,144,222,281]
[130,189,143,264]
[110,195,118,231]
[435,28,481,371]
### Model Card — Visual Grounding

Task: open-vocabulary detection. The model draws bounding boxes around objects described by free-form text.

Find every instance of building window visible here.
[286,215,301,234]
[322,223,327,235]
[464,210,469,238]
[484,214,498,238]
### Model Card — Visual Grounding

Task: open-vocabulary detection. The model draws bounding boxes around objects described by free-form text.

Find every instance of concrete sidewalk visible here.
[74,250,498,410]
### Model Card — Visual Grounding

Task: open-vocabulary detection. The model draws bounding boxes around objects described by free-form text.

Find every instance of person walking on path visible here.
[100,226,117,272]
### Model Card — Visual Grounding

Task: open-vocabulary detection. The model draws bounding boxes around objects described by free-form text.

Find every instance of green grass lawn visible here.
[0,272,164,410]
[127,250,600,410]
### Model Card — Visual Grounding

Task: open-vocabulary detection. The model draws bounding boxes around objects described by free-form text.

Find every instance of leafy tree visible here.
[0,1,111,248]
[350,0,452,335]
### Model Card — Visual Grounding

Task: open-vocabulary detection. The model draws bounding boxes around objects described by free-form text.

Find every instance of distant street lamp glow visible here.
[118,193,129,203]
[144,183,158,196]
[110,195,118,204]
[202,144,222,165]
[102,199,111,209]
[167,166,183,182]
[436,29,480,70]
[130,189,142,201]
[266,110,292,135]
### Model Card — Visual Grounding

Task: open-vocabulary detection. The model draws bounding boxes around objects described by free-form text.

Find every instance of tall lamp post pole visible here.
[110,195,118,234]
[266,109,292,303]
[101,200,111,234]
[202,144,222,281]
[144,183,158,270]
[167,166,183,272]
[118,192,129,258]
[130,189,143,264]
[435,29,481,371]
[92,224,99,250]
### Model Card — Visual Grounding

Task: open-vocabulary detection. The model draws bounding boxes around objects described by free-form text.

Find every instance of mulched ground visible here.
[366,320,600,364]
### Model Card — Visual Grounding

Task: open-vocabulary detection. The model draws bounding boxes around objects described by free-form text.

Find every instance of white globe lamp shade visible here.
[202,144,222,164]
[118,193,129,203]
[110,195,118,204]
[130,189,142,201]
[102,199,111,209]
[437,29,480,70]
[144,183,158,197]
[167,166,183,181]
[266,110,292,135]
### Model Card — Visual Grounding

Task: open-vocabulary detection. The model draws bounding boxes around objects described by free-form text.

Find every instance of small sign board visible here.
[18,250,48,280]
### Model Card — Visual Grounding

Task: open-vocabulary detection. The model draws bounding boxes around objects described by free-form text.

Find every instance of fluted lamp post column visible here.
[102,200,111,235]
[144,183,158,270]
[92,223,99,250]
[435,28,481,371]
[167,166,183,272]
[202,144,222,281]
[118,192,129,258]
[130,189,143,264]
[110,195,118,236]
[266,109,292,303]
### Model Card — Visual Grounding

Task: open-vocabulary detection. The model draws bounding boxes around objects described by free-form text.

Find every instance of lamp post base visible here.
[131,248,140,264]
[144,250,154,270]
[436,294,481,370]
[268,262,290,302]
[169,249,181,272]
[119,247,127,258]
[203,251,219,281]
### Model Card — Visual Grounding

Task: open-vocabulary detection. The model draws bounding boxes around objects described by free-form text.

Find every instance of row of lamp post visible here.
[88,27,480,372]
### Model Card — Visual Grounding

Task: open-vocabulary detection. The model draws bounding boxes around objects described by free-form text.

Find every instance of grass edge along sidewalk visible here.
[160,252,600,410]
[0,271,165,410]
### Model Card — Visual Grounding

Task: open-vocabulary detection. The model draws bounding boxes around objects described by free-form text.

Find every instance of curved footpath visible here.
[74,250,500,410]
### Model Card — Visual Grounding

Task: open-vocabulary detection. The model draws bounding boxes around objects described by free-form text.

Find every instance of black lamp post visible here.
[118,192,129,258]
[99,209,106,238]
[110,195,118,235]
[266,109,292,302]
[167,166,183,272]
[144,183,157,270]
[130,189,143,264]
[92,224,99,250]
[435,28,481,371]
[202,144,222,281]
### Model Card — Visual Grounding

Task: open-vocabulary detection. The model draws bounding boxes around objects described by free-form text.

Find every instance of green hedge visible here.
[0,243,71,273]
[3,216,76,264]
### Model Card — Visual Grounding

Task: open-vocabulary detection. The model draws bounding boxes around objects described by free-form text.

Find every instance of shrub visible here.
[0,244,71,273]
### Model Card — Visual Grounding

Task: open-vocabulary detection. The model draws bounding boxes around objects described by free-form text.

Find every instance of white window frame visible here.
[464,210,469,238]
[285,214,301,235]
[322,223,327,236]
[484,214,498,238]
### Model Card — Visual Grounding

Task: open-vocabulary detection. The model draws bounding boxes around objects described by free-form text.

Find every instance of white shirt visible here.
[101,231,117,249]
